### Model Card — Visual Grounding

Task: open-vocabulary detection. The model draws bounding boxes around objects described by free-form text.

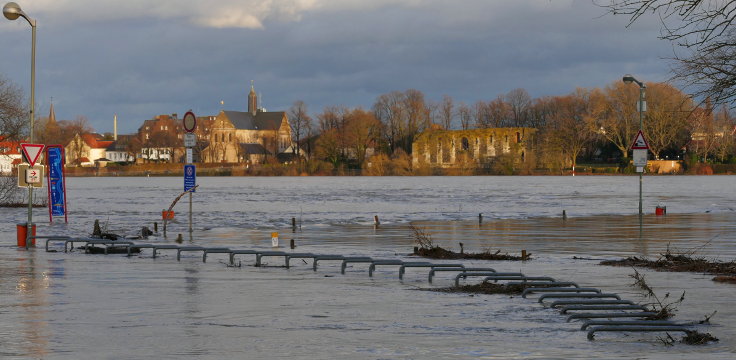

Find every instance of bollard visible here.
[93,219,102,237]
[16,223,36,247]
[478,213,483,224]
[413,246,419,255]
[459,242,464,254]
[562,210,567,220]
[521,250,528,260]
[271,232,279,248]
[176,233,183,243]
[374,215,380,226]
[292,217,297,231]
[154,222,158,232]
[290,239,295,249]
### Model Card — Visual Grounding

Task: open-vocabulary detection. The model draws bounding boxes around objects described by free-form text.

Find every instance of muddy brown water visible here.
[0,176,734,359]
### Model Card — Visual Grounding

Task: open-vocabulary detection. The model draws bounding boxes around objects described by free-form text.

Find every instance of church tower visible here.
[48,100,56,125]
[248,80,257,116]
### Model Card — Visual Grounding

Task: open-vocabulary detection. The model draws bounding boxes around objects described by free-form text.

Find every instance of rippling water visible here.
[0,176,734,359]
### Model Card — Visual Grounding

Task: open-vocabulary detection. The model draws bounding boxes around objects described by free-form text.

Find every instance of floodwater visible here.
[0,176,734,359]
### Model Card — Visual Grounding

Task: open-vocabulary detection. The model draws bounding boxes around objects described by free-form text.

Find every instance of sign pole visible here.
[182,111,197,234]
[638,87,645,217]
[20,143,45,248]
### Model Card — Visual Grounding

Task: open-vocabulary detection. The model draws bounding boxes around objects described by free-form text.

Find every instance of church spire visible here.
[48,97,56,124]
[248,80,257,116]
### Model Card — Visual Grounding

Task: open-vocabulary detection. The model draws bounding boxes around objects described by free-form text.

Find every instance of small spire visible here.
[48,97,56,124]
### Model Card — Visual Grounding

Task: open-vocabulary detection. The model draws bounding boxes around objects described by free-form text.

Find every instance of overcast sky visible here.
[0,0,675,134]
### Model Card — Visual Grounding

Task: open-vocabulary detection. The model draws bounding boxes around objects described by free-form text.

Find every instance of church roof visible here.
[224,111,285,131]
[239,143,271,155]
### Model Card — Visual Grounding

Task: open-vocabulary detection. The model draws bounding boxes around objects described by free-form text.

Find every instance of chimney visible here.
[114,114,118,141]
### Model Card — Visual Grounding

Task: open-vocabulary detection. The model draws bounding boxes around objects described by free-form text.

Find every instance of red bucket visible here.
[655,206,666,216]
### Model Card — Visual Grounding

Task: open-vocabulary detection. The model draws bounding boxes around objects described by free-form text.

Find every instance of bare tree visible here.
[601,1,736,105]
[289,100,312,161]
[544,90,596,172]
[486,96,510,128]
[439,94,454,130]
[457,102,472,130]
[588,82,640,158]
[505,88,532,127]
[0,75,27,141]
[641,82,693,159]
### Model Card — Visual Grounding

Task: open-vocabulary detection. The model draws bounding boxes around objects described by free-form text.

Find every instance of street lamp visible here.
[623,74,646,217]
[4,2,37,247]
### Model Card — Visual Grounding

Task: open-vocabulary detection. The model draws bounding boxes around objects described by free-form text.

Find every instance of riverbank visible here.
[61,162,736,177]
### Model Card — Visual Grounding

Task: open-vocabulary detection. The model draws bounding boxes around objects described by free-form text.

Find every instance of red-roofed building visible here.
[65,133,113,166]
[0,137,22,173]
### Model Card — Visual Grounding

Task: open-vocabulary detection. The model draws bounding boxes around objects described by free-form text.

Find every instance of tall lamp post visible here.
[4,2,37,246]
[623,74,646,217]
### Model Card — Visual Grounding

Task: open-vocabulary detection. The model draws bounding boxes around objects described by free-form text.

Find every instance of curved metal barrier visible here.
[40,235,699,342]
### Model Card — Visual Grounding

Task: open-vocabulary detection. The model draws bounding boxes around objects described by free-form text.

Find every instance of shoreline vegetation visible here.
[410,225,528,261]
[600,245,736,283]
[56,161,736,177]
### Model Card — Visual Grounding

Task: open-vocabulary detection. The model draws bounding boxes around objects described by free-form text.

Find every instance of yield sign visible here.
[630,130,650,150]
[21,143,45,167]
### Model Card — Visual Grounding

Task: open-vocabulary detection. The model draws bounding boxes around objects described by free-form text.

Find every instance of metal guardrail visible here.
[40,234,698,343]
[255,251,287,266]
[368,260,404,277]
[537,293,621,303]
[454,272,524,287]
[428,267,495,283]
[340,257,374,274]
[398,263,465,280]
[202,248,232,263]
[560,304,649,314]
[566,312,659,322]
[284,253,317,268]
[580,320,678,331]
[587,325,690,340]
[229,250,260,265]
[549,299,635,309]
[313,255,346,271]
[522,288,601,298]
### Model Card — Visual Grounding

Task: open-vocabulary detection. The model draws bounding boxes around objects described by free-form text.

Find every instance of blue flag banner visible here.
[47,146,66,217]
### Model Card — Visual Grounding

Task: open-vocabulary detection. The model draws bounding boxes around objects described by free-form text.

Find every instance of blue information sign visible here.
[184,164,196,192]
[47,146,66,217]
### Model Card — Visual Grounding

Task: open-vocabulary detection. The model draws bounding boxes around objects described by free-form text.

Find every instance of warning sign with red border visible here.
[630,130,650,150]
[21,143,45,167]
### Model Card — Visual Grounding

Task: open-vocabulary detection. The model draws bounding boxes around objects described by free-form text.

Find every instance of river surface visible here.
[0,176,734,359]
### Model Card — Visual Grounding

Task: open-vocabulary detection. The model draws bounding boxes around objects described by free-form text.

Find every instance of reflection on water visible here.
[0,176,735,358]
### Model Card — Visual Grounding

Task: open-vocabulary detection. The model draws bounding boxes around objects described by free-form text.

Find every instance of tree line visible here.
[288,80,735,173]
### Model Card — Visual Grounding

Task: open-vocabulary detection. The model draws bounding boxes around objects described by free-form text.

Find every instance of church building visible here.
[202,82,292,164]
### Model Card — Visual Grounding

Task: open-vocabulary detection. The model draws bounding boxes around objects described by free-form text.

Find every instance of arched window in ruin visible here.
[516,132,521,143]
[461,137,469,151]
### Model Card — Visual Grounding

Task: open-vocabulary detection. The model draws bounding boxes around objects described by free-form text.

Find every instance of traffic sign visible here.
[183,111,197,133]
[17,164,44,188]
[184,133,196,147]
[631,130,650,150]
[184,164,196,192]
[633,148,648,168]
[21,143,45,167]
